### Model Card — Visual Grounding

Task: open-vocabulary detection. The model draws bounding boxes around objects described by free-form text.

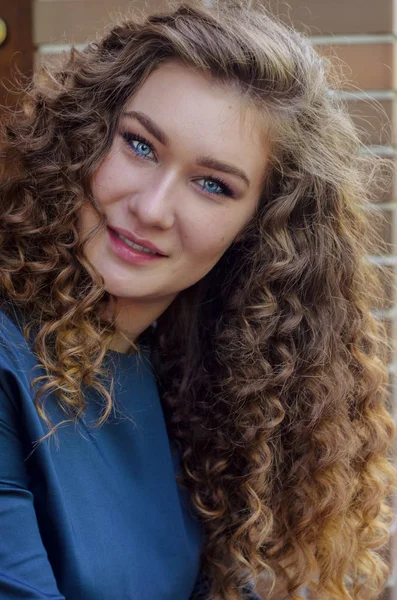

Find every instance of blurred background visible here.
[0,0,396,598]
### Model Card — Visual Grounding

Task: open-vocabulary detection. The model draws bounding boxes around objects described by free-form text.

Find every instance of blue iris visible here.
[202,180,222,194]
[135,141,152,157]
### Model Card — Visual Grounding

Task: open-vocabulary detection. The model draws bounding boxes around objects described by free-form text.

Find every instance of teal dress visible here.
[0,308,204,599]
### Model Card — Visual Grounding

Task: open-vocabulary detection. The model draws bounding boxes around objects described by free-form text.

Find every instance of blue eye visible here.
[121,131,234,198]
[122,132,155,160]
[134,141,152,157]
[203,180,222,194]
[197,177,234,198]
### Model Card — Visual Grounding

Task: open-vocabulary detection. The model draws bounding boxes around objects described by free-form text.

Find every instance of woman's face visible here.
[80,61,269,308]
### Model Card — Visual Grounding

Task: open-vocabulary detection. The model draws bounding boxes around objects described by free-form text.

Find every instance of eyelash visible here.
[121,131,235,198]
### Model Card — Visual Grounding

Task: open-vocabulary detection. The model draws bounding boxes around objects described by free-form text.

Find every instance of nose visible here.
[127,170,177,230]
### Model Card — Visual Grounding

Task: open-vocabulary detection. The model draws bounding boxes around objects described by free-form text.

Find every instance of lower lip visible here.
[107,227,165,265]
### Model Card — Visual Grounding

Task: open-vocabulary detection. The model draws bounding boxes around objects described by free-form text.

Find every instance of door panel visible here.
[0,0,33,109]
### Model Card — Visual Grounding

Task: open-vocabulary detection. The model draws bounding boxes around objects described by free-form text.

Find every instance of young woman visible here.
[0,1,396,599]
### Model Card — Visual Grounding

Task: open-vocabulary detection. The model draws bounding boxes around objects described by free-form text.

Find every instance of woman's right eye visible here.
[121,131,156,161]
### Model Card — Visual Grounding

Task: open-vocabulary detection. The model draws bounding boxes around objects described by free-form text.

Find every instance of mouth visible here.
[112,231,158,255]
[108,226,167,257]
[107,226,167,265]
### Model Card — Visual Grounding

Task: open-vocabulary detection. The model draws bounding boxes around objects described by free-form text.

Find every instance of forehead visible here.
[126,62,267,139]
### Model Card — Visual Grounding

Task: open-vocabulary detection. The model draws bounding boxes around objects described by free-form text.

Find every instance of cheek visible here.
[78,203,98,235]
[182,212,239,261]
[183,205,250,257]
[90,148,130,205]
[90,165,114,206]
[77,203,107,264]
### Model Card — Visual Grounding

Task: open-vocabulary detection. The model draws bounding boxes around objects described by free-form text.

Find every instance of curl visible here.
[1,1,396,598]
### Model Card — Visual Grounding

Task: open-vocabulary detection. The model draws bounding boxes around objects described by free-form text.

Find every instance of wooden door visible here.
[0,0,33,110]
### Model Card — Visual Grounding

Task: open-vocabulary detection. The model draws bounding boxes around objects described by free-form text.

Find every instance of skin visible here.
[79,61,270,351]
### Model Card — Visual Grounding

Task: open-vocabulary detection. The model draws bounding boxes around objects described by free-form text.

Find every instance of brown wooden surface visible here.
[33,0,397,43]
[316,43,396,91]
[33,0,168,45]
[262,0,396,36]
[0,0,33,110]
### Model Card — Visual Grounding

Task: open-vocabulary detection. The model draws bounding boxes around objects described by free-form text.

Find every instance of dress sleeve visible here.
[0,384,65,599]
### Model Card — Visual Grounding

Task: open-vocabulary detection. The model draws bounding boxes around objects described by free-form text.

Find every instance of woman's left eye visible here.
[196,177,234,198]
[122,132,156,160]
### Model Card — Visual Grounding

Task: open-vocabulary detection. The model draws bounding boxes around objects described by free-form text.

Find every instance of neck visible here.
[105,295,176,353]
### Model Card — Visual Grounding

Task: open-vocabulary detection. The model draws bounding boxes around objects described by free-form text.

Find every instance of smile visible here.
[107,227,166,266]
[114,231,158,255]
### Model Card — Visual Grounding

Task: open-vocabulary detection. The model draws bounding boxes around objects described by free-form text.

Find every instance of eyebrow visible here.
[121,109,251,188]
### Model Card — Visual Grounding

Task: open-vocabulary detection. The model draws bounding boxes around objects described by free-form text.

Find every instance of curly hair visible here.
[1,1,396,598]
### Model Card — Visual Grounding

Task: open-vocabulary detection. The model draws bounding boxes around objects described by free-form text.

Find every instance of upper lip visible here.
[109,226,167,256]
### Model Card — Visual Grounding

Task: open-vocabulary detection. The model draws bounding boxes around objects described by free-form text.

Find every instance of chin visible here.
[97,273,129,297]
[102,280,154,302]
[103,284,139,299]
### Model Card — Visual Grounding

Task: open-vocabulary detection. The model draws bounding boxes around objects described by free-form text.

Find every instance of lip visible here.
[107,227,166,266]
[109,226,167,256]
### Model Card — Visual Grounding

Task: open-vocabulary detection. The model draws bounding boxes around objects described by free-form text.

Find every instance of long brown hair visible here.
[1,1,396,598]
